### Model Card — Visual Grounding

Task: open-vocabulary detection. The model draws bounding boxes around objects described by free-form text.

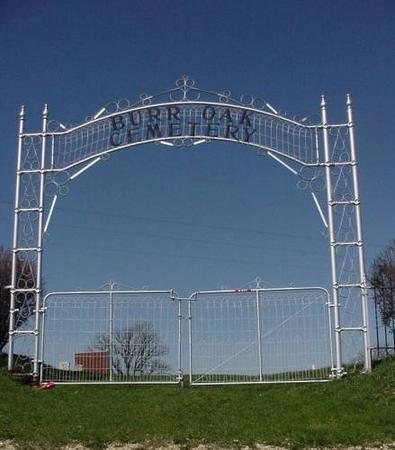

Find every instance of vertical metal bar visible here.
[8,105,25,371]
[255,290,263,382]
[177,297,182,382]
[392,318,395,351]
[109,282,114,382]
[392,287,395,352]
[321,95,342,377]
[39,301,47,382]
[50,135,55,169]
[188,296,193,385]
[373,287,380,357]
[326,294,335,371]
[33,104,48,379]
[346,94,371,372]
[314,128,320,164]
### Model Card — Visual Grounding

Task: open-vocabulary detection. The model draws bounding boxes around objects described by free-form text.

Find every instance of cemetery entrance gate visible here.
[8,77,371,382]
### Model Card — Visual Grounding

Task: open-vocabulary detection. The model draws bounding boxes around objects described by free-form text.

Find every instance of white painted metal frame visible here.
[187,287,334,385]
[40,289,180,384]
[8,77,371,379]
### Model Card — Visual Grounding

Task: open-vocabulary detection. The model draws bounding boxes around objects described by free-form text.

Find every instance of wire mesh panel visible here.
[40,290,180,384]
[190,288,333,384]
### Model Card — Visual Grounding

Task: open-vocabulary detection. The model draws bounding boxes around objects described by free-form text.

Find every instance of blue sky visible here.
[0,0,394,296]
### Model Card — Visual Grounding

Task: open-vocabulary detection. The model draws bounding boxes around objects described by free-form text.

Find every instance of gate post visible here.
[255,289,263,381]
[321,96,343,377]
[188,296,193,385]
[109,282,115,381]
[8,106,25,371]
[346,95,371,372]
[32,105,48,379]
[177,296,183,382]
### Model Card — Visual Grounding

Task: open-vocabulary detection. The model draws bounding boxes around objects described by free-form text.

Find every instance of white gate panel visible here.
[40,290,180,384]
[189,287,333,384]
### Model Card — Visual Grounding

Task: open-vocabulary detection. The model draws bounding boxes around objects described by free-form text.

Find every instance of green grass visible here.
[1,355,395,449]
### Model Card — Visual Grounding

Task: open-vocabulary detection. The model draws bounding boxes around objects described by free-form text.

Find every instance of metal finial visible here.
[43,104,48,118]
[19,105,25,118]
[320,95,327,107]
[346,93,352,106]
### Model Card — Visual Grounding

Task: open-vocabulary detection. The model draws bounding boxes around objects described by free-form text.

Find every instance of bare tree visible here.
[95,321,169,376]
[370,240,395,327]
[0,246,37,352]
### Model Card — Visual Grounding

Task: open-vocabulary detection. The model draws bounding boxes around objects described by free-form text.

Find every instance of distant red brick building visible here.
[75,350,109,373]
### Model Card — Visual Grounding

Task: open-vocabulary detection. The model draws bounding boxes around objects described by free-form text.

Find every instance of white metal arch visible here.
[8,77,370,379]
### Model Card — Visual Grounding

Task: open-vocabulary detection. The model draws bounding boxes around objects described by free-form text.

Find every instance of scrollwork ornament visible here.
[252,97,265,110]
[240,93,254,107]
[172,138,194,148]
[104,101,119,115]
[173,75,200,101]
[296,166,325,193]
[139,93,152,106]
[47,120,70,133]
[118,98,130,111]
[45,171,70,197]
[218,90,231,103]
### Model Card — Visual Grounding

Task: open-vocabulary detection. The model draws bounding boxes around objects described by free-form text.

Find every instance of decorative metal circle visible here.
[183,138,194,147]
[26,277,35,289]
[169,89,183,102]
[310,176,326,192]
[47,120,64,132]
[240,93,254,106]
[184,88,201,101]
[105,101,119,114]
[44,181,58,196]
[175,76,195,88]
[169,87,201,102]
[17,278,27,289]
[139,93,152,105]
[298,166,313,182]
[185,78,195,88]
[218,90,231,103]
[54,171,69,185]
[118,98,130,110]
[23,136,34,145]
[252,97,265,110]
[297,179,309,190]
[59,185,69,196]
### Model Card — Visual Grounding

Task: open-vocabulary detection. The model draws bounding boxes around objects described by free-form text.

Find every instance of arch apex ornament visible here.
[8,79,372,378]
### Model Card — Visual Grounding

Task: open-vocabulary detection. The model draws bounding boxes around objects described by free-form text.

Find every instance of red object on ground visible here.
[39,381,55,389]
